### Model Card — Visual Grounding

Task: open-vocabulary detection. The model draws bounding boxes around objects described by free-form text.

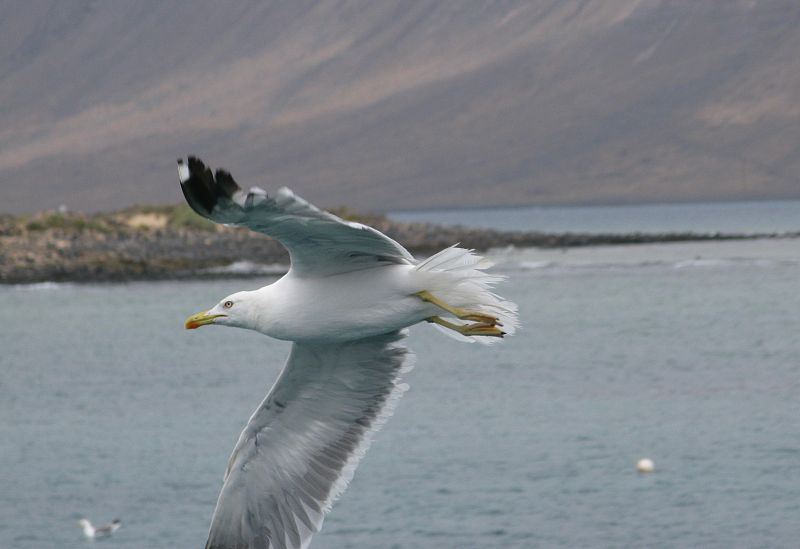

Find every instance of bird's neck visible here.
[249,283,282,336]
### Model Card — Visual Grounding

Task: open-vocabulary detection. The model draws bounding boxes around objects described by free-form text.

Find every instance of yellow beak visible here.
[185,311,226,330]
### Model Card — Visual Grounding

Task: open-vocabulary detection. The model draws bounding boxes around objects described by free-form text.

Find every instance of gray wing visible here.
[205,331,412,549]
[178,157,415,277]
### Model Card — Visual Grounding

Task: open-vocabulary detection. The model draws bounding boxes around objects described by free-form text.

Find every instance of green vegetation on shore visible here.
[14,204,218,234]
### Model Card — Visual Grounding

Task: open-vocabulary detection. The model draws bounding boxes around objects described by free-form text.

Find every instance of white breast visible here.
[257,265,434,342]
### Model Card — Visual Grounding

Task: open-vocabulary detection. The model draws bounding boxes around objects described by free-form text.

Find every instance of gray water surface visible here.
[2,241,799,548]
[388,200,800,234]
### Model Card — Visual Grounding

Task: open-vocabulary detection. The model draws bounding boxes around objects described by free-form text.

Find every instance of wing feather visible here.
[178,157,414,276]
[205,331,411,549]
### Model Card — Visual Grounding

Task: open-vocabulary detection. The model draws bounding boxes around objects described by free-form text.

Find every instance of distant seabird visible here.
[177,157,519,549]
[78,518,121,538]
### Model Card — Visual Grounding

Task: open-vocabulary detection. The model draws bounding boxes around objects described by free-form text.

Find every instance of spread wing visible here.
[177,157,415,276]
[205,331,412,549]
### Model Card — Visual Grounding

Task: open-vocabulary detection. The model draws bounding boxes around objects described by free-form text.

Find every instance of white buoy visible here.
[636,458,655,473]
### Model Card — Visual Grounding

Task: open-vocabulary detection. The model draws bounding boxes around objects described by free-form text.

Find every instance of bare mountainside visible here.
[2,1,800,214]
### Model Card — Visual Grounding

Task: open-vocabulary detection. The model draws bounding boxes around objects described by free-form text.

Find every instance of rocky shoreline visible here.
[0,207,794,284]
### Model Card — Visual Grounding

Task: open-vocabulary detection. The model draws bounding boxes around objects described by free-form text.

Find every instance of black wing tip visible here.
[214,168,240,197]
[178,156,242,216]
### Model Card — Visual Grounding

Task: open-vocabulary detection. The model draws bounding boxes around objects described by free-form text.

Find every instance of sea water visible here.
[2,235,799,548]
[389,199,800,234]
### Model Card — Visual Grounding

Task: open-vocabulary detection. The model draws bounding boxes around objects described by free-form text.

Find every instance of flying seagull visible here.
[177,157,518,549]
[78,518,121,539]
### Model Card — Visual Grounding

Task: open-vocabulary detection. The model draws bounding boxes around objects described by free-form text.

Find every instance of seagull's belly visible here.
[265,266,431,342]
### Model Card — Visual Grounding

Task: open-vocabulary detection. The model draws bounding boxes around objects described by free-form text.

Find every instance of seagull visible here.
[177,157,519,549]
[78,518,121,539]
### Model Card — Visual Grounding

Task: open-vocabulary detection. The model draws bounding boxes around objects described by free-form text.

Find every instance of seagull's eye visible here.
[223,300,234,309]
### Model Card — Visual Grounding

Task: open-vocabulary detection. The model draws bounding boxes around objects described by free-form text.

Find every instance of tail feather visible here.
[416,246,519,344]
[416,244,492,272]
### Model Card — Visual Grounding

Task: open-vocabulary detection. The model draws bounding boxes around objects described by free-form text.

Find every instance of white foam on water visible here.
[487,237,800,275]
[519,260,553,270]
[11,281,72,291]
[201,261,289,276]
[673,258,734,269]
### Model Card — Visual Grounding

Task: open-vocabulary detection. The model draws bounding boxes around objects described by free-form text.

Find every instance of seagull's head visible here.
[185,291,260,331]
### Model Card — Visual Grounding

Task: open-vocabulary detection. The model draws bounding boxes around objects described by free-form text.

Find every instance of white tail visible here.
[416,245,519,344]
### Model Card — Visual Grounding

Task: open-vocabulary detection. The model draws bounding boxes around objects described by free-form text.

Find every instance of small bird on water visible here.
[78,518,121,538]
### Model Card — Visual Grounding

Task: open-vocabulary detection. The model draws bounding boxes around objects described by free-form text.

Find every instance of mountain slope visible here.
[2,0,799,213]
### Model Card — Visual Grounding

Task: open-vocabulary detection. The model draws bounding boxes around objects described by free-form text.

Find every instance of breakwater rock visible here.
[0,207,788,284]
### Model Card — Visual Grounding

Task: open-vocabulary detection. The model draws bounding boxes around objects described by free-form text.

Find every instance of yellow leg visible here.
[427,316,505,338]
[415,290,501,326]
